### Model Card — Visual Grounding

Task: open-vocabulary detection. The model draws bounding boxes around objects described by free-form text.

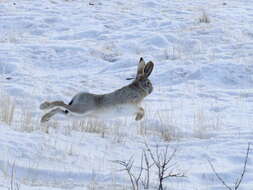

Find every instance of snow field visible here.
[0,0,252,189]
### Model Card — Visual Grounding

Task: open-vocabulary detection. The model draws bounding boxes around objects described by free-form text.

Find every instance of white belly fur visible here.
[69,104,139,119]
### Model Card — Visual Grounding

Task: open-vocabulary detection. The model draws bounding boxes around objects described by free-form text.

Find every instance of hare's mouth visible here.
[149,87,153,94]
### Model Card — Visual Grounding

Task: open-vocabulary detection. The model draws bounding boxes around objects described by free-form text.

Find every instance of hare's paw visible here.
[135,113,144,121]
[135,107,144,121]
[40,102,51,110]
[41,113,51,123]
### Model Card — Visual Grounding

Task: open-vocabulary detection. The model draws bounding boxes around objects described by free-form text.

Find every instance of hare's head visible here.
[133,57,154,95]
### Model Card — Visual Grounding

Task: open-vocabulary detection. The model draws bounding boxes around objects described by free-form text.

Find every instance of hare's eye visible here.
[145,81,150,86]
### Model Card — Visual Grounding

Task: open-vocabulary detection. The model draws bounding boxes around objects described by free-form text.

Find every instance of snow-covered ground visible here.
[0,0,253,189]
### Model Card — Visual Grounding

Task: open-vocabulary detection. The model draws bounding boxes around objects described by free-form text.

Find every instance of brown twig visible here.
[208,143,251,190]
[145,143,185,190]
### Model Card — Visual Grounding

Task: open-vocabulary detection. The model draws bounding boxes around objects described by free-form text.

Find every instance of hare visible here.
[40,57,154,123]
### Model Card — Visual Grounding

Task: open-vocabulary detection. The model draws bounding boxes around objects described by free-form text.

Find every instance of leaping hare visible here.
[40,57,154,123]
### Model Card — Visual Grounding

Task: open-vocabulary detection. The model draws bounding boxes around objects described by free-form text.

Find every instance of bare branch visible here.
[145,143,160,168]
[145,143,183,190]
[235,143,251,190]
[112,157,136,190]
[10,161,16,190]
[208,159,233,190]
[163,170,185,179]
[208,143,251,190]
[136,152,144,181]
[141,150,154,189]
[165,148,177,165]
[113,153,149,190]
[133,152,144,190]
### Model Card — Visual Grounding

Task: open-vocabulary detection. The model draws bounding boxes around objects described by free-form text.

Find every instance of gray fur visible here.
[40,58,154,123]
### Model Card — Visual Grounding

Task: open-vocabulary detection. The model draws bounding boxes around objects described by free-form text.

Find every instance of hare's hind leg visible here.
[40,101,69,110]
[41,108,67,123]
[135,107,144,121]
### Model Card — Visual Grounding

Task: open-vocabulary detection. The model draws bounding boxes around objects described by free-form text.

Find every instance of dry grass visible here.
[193,108,222,139]
[138,111,179,142]
[18,110,37,132]
[138,120,148,137]
[164,47,182,60]
[0,31,24,44]
[0,91,16,125]
[0,90,40,132]
[156,112,179,141]
[0,160,20,190]
[71,119,106,137]
[137,105,222,141]
[111,125,126,144]
[199,11,210,23]
[0,89,221,141]
[40,119,59,134]
[70,119,127,143]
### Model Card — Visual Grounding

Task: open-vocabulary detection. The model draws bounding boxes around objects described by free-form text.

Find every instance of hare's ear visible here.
[144,61,154,78]
[136,57,145,78]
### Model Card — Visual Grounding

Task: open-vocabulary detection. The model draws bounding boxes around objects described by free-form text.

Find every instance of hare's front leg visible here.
[135,107,144,121]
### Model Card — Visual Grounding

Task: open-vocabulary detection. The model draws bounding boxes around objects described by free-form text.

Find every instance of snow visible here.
[0,0,253,189]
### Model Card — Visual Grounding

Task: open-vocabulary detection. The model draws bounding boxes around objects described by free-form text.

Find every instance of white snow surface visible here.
[0,0,253,189]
